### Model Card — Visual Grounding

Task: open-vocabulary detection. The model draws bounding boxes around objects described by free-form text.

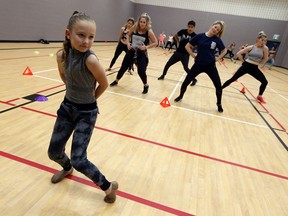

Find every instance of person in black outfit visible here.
[109,13,157,94]
[106,17,135,73]
[158,20,198,86]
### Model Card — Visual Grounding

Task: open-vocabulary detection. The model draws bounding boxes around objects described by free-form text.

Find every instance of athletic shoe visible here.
[257,96,266,103]
[190,79,198,86]
[158,75,165,80]
[104,181,119,203]
[110,81,118,87]
[217,104,224,113]
[174,96,182,102]
[51,167,73,184]
[142,85,149,94]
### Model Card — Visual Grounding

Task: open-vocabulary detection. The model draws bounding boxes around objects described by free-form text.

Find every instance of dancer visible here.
[262,46,276,70]
[157,31,166,49]
[234,43,248,63]
[165,34,175,50]
[106,17,135,74]
[110,13,157,94]
[222,31,269,103]
[174,20,227,112]
[48,11,118,203]
[225,42,236,61]
[157,20,198,86]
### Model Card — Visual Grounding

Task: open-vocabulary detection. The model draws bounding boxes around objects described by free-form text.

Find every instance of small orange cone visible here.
[22,66,33,75]
[240,87,245,94]
[160,97,171,108]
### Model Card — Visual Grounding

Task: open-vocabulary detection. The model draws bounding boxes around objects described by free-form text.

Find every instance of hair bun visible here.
[73,11,79,15]
[257,31,267,38]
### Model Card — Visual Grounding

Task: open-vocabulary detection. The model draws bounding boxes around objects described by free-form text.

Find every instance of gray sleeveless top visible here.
[246,45,264,63]
[65,49,96,104]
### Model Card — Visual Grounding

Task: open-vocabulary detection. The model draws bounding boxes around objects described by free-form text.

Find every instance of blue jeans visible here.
[48,101,110,190]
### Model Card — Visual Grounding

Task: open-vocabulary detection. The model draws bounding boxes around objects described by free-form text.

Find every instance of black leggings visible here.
[109,42,132,70]
[222,61,268,95]
[116,49,148,84]
[226,50,234,59]
[178,63,222,104]
[165,41,177,50]
[163,52,190,75]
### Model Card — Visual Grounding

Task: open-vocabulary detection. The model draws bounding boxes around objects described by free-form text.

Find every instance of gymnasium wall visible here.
[0,0,287,68]
[132,0,288,68]
[0,0,134,42]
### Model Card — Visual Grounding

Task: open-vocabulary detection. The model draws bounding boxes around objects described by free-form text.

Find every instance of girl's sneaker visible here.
[257,96,266,103]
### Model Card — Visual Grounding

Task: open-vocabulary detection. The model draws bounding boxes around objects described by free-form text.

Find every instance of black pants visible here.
[222,61,268,95]
[116,49,148,84]
[162,52,195,82]
[109,42,132,70]
[178,62,222,104]
[48,102,110,191]
[226,50,234,59]
[165,41,177,50]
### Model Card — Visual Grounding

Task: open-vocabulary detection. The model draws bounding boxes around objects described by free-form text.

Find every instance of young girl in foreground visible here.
[48,11,118,203]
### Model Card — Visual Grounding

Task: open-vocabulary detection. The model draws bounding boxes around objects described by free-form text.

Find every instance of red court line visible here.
[0,151,194,216]
[3,102,287,181]
[240,82,288,135]
[36,84,65,94]
[96,126,288,181]
[4,98,19,104]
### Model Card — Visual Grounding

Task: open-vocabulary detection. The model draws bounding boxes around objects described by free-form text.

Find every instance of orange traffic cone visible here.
[22,66,33,75]
[240,87,245,94]
[160,97,171,108]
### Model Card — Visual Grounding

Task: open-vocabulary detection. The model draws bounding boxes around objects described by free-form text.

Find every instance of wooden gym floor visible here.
[0,42,287,216]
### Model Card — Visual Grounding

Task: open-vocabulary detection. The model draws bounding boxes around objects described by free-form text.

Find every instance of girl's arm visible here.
[259,46,269,66]
[236,45,253,62]
[56,50,66,84]
[118,27,125,43]
[147,29,158,49]
[126,28,134,50]
[86,55,108,99]
[185,42,196,59]
[216,48,227,62]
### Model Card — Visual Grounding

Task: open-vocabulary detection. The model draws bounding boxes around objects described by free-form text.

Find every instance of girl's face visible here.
[127,20,134,29]
[210,24,222,36]
[139,18,147,30]
[66,20,96,52]
[256,37,267,47]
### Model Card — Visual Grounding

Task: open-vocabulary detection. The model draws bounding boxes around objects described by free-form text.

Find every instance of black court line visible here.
[234,86,288,151]
[0,89,65,114]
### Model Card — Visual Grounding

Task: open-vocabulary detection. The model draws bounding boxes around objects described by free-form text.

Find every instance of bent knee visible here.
[48,150,58,161]
[71,158,87,171]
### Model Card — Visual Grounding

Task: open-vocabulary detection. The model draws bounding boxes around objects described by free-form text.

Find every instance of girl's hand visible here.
[139,45,147,51]
[127,43,132,50]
